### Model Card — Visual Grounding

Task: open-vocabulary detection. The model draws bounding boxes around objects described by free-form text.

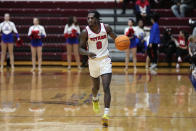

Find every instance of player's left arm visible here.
[0,23,2,33]
[104,24,117,41]
[41,26,46,37]
[12,22,20,40]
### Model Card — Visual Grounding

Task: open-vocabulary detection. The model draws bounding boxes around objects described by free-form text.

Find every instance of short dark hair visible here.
[88,10,101,20]
[150,13,160,22]
[129,18,134,21]
[179,30,185,35]
[137,19,143,23]
[68,16,74,27]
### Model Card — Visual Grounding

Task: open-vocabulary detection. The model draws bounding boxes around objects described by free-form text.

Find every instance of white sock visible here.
[92,95,99,101]
[104,108,110,115]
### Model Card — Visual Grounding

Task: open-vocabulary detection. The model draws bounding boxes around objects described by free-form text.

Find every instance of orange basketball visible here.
[115,35,130,51]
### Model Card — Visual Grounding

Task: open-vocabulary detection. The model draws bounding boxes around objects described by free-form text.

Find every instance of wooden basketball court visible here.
[0,67,195,130]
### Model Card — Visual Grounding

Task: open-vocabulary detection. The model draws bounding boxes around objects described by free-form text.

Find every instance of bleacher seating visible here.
[0,1,194,62]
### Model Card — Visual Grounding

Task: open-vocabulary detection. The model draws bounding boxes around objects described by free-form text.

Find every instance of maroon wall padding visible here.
[0,1,133,9]
[0,1,195,62]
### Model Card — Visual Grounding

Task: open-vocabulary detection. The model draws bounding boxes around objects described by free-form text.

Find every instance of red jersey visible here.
[178,36,186,48]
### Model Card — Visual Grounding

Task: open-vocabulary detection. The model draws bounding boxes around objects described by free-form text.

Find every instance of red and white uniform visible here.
[178,36,186,48]
[86,23,112,78]
[124,26,135,37]
[64,24,80,35]
[28,25,46,37]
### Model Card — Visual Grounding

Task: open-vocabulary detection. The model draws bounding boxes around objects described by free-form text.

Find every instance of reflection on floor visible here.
[0,67,195,131]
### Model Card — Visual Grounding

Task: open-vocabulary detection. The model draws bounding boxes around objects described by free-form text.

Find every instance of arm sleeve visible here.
[77,25,80,34]
[124,28,128,35]
[149,25,156,43]
[28,27,32,36]
[146,6,150,14]
[41,26,46,37]
[193,27,196,36]
[12,22,18,34]
[135,5,140,13]
[0,23,2,33]
[64,25,68,34]
[188,43,191,48]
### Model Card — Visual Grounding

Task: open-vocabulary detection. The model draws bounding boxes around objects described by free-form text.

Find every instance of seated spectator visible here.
[121,0,136,14]
[134,19,147,53]
[172,30,188,68]
[188,35,196,75]
[135,0,150,24]
[171,0,194,18]
[161,28,176,67]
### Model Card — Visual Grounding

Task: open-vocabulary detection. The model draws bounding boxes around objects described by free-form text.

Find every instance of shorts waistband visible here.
[89,55,109,61]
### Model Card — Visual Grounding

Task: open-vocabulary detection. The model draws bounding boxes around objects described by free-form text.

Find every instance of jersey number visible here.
[96,41,102,49]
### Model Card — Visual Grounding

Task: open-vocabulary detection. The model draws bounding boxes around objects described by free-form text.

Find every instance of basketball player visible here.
[28,18,46,73]
[0,13,20,72]
[79,10,117,127]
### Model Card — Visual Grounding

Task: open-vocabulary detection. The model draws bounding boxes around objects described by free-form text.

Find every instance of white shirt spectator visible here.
[144,26,151,46]
[28,25,46,37]
[0,21,18,34]
[64,24,80,35]
[134,26,145,38]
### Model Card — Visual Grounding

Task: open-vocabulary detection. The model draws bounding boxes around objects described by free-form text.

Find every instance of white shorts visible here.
[88,56,112,78]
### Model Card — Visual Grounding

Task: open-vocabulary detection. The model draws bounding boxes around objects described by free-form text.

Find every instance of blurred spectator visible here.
[171,0,194,18]
[172,30,188,68]
[134,19,147,53]
[28,18,46,73]
[188,35,196,75]
[135,0,150,24]
[124,18,139,71]
[189,18,196,36]
[144,26,151,68]
[147,13,160,70]
[161,28,176,67]
[121,0,135,14]
[64,16,81,70]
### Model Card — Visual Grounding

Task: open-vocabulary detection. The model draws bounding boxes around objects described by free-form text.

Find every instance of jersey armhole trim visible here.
[103,23,108,35]
[85,27,89,40]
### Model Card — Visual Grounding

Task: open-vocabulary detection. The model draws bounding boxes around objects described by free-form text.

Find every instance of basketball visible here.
[115,35,130,51]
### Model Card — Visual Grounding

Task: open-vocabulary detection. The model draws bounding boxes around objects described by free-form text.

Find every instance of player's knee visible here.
[9,52,14,56]
[103,86,110,93]
[1,51,6,54]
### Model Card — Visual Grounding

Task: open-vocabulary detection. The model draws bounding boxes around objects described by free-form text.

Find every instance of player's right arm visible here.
[28,26,32,36]
[0,23,2,33]
[79,29,96,59]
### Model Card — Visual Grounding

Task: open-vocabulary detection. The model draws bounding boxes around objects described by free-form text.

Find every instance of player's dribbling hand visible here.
[88,52,96,59]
